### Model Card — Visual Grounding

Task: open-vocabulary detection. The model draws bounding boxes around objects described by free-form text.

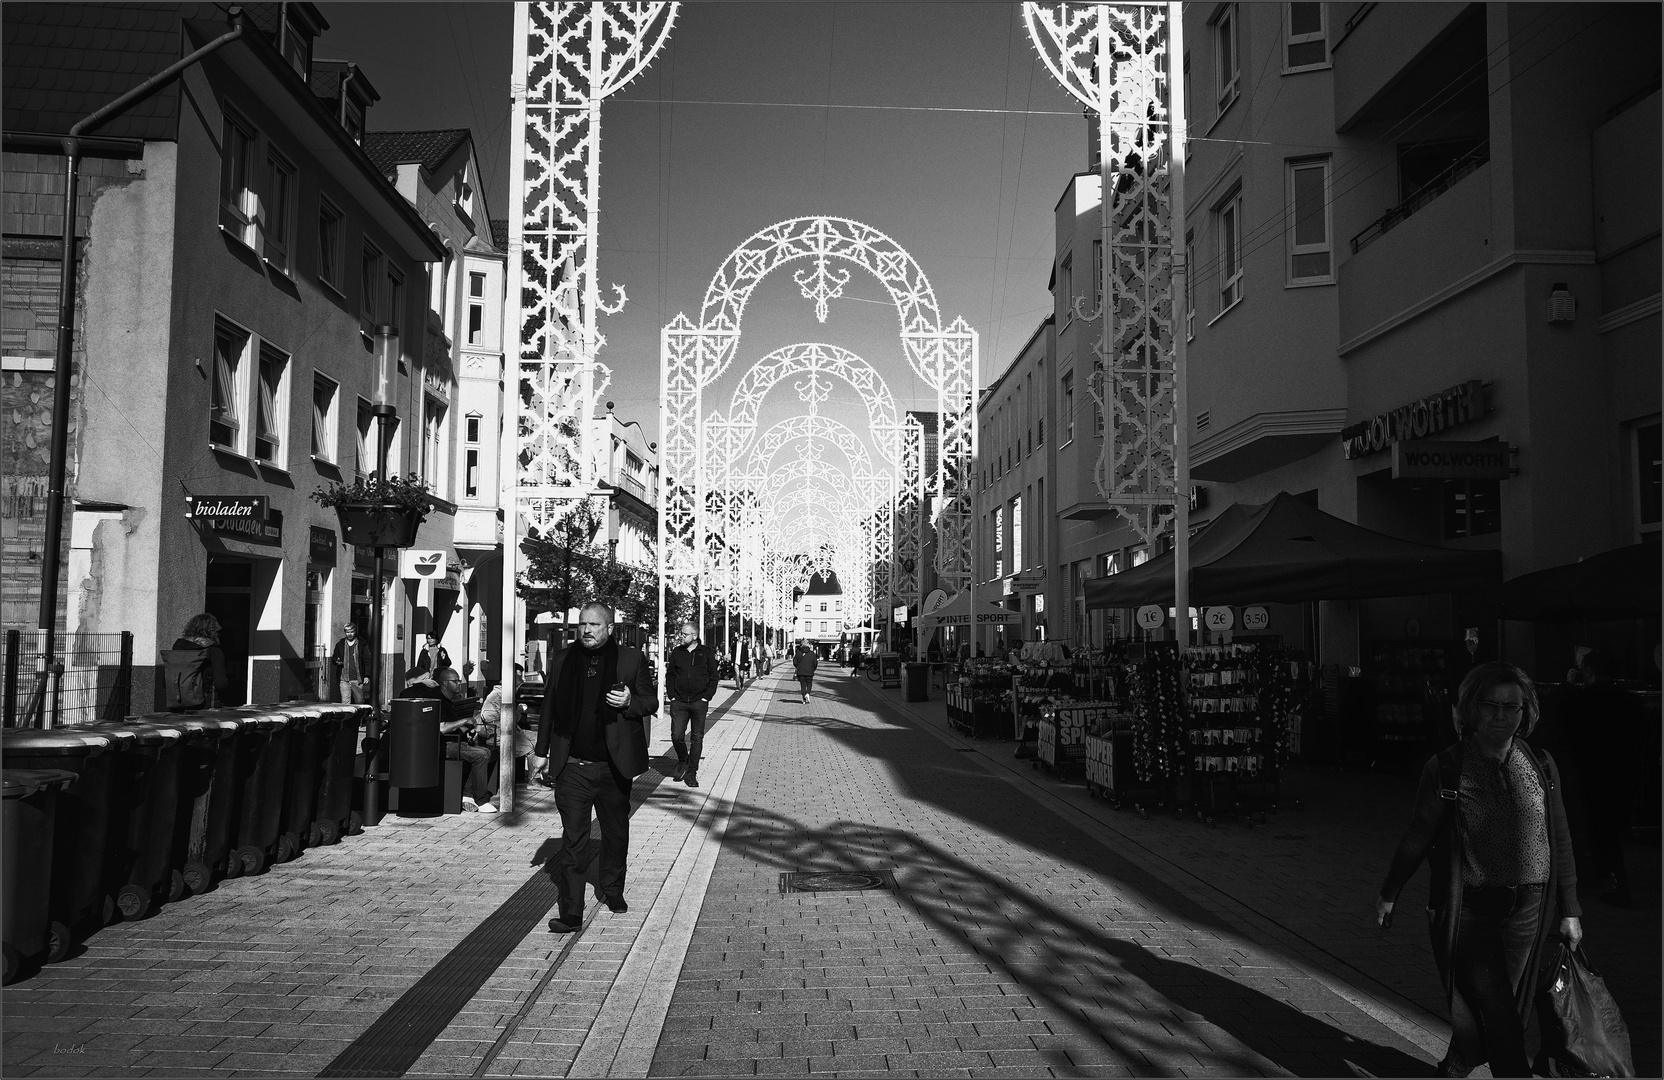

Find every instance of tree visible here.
[518,499,609,615]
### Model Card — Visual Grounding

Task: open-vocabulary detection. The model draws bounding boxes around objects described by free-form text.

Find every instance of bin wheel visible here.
[47,922,73,964]
[3,943,19,985]
[117,885,151,921]
[318,819,341,845]
[308,822,326,848]
[183,861,213,895]
[236,845,266,875]
[276,833,299,863]
[165,870,187,905]
[99,894,116,926]
[347,811,363,836]
[222,854,243,880]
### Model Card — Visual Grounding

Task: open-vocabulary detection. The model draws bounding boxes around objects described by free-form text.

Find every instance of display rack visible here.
[1012,659,1073,742]
[946,658,1010,739]
[1035,701,1115,778]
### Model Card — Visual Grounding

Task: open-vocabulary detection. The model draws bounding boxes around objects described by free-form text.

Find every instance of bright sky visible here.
[324,1,1086,453]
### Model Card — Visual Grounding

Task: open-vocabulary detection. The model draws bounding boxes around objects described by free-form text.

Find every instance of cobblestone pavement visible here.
[5,667,1655,1079]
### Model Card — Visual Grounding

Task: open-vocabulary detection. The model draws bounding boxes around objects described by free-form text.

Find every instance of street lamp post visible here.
[361,325,399,827]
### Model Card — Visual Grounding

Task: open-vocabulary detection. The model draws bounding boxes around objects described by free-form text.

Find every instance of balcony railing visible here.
[1350,143,1489,254]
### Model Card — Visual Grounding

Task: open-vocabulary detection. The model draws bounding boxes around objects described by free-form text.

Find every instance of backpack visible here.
[161,647,212,710]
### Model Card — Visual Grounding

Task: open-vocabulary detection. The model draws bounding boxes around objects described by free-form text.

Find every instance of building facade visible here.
[3,2,449,709]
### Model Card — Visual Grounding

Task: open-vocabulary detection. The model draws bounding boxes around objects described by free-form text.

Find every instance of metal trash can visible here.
[86,719,186,919]
[904,662,930,702]
[3,768,77,983]
[388,698,443,790]
[227,711,294,876]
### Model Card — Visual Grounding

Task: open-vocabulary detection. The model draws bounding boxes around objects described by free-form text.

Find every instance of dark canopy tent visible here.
[1084,492,1503,608]
[1497,543,1661,621]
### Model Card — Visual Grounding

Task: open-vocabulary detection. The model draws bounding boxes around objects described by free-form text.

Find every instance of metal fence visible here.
[3,628,133,728]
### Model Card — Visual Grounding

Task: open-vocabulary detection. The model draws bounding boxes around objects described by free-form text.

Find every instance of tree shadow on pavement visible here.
[674,792,1434,1078]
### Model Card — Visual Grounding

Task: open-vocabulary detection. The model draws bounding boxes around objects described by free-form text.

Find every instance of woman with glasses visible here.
[1376,661,1582,1077]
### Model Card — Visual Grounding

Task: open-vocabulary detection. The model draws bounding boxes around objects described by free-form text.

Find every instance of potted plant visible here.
[311,473,436,548]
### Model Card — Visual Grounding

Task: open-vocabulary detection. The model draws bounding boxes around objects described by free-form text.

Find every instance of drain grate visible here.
[779,869,897,894]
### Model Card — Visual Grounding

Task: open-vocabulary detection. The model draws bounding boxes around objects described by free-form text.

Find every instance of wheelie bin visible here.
[271,707,329,859]
[2,726,128,956]
[311,704,367,844]
[3,768,77,983]
[86,718,187,920]
[132,712,244,896]
[227,710,295,876]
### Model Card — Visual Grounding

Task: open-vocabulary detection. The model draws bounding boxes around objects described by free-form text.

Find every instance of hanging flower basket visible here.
[334,503,424,548]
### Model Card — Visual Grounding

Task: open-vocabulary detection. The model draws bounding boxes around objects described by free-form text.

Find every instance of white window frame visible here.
[253,342,290,467]
[421,393,447,497]
[311,372,339,463]
[463,411,482,499]
[318,197,345,293]
[1286,157,1334,286]
[1283,3,1330,73]
[1213,4,1240,114]
[210,317,250,451]
[1214,186,1244,318]
[219,109,258,247]
[261,146,297,274]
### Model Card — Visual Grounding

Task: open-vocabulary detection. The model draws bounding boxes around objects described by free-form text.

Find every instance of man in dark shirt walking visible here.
[532,602,659,933]
[666,620,719,788]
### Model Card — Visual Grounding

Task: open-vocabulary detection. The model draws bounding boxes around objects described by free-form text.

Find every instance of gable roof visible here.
[363,129,470,175]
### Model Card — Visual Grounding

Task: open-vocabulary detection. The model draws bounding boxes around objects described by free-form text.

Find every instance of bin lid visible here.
[153,716,241,737]
[1,729,114,756]
[3,767,78,797]
[88,720,182,745]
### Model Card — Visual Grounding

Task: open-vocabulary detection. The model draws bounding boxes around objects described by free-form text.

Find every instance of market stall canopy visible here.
[1498,543,1661,621]
[915,591,1022,627]
[1084,492,1502,608]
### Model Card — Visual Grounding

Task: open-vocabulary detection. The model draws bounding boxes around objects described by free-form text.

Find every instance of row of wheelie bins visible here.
[1,702,371,984]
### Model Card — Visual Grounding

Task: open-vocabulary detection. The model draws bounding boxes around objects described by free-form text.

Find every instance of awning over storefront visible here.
[1084,492,1502,608]
[915,591,1022,627]
[1498,543,1661,621]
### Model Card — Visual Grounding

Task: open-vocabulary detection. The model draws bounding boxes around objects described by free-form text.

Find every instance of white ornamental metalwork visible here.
[508,1,676,533]
[1024,2,1176,546]
[660,216,978,659]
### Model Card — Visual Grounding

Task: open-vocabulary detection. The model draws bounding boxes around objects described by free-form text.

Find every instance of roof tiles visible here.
[363,129,471,175]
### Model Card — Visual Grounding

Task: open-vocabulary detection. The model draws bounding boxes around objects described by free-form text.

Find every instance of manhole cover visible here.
[779,869,897,894]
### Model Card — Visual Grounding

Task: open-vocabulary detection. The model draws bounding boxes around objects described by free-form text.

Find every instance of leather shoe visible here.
[684,773,699,788]
[603,895,628,914]
[547,912,582,933]
[672,761,687,781]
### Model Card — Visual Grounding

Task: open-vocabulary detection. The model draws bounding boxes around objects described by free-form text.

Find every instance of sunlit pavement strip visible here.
[464,682,769,1079]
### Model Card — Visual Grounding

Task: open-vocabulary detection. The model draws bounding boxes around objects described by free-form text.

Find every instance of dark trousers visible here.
[458,743,495,802]
[1445,885,1543,1078]
[550,757,633,917]
[798,675,814,697]
[669,698,709,773]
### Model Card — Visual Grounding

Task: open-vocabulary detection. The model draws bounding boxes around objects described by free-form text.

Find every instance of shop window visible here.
[219,110,257,245]
[1287,158,1333,284]
[312,373,338,462]
[304,567,329,689]
[1638,421,1661,536]
[1443,480,1501,539]
[253,344,289,465]
[210,319,248,448]
[317,198,344,291]
[1284,3,1329,72]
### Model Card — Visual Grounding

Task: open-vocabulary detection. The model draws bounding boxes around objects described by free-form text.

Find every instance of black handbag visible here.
[1538,943,1634,1077]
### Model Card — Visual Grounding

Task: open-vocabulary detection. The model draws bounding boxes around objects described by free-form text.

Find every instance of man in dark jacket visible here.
[331,622,372,704]
[666,620,719,788]
[531,602,659,933]
[793,640,818,704]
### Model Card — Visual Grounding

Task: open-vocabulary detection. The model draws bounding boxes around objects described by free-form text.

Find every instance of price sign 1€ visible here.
[1242,606,1270,632]
[1136,605,1164,630]
[1204,607,1235,632]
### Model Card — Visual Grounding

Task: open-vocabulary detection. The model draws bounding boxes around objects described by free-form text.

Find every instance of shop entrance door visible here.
[205,556,253,706]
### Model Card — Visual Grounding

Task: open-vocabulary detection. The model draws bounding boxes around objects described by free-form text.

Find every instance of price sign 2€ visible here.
[1204,607,1235,632]
[1136,605,1164,630]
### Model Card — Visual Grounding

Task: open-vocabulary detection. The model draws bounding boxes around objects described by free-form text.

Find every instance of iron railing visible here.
[1350,143,1490,254]
[3,628,133,728]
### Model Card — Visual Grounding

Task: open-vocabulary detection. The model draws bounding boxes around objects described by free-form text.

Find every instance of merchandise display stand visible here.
[946,658,1009,739]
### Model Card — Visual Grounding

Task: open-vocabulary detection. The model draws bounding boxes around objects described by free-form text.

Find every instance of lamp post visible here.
[361,324,399,827]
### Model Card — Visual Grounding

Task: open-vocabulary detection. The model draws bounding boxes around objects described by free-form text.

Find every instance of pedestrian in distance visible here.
[793,640,818,704]
[1376,661,1582,1078]
[477,664,537,794]
[665,621,719,789]
[332,621,371,705]
[161,613,231,711]
[737,636,751,688]
[530,602,659,934]
[849,639,863,675]
[408,633,451,681]
[403,666,496,813]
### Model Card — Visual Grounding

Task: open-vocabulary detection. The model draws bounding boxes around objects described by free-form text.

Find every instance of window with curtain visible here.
[210,321,246,447]
[312,374,337,461]
[254,345,287,463]
[422,395,446,492]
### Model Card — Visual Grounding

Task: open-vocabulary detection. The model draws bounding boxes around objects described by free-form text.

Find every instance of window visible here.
[1444,480,1501,539]
[820,602,828,612]
[1061,371,1075,444]
[1011,496,1024,571]
[464,412,482,499]
[1060,255,1073,322]
[219,112,256,243]
[343,98,365,145]
[355,397,374,478]
[1638,422,1661,535]
[993,511,1004,579]
[1185,230,1196,339]
[361,243,383,324]
[210,320,247,447]
[253,344,288,464]
[1217,188,1243,311]
[386,266,405,332]
[261,149,296,272]
[1287,159,1333,284]
[282,23,311,79]
[318,199,344,290]
[312,373,338,461]
[469,271,485,298]
[1214,5,1239,111]
[1284,3,1329,71]
[468,305,483,345]
[421,395,446,492]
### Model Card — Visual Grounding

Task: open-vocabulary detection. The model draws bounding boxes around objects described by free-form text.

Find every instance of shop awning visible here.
[1084,492,1502,608]
[915,590,1022,627]
[1498,543,1661,621]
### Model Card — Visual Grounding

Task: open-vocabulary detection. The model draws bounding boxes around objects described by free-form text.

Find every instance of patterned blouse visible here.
[1459,742,1551,887]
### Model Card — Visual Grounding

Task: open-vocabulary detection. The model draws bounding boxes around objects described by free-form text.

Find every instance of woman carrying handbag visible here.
[1376,661,1582,1078]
